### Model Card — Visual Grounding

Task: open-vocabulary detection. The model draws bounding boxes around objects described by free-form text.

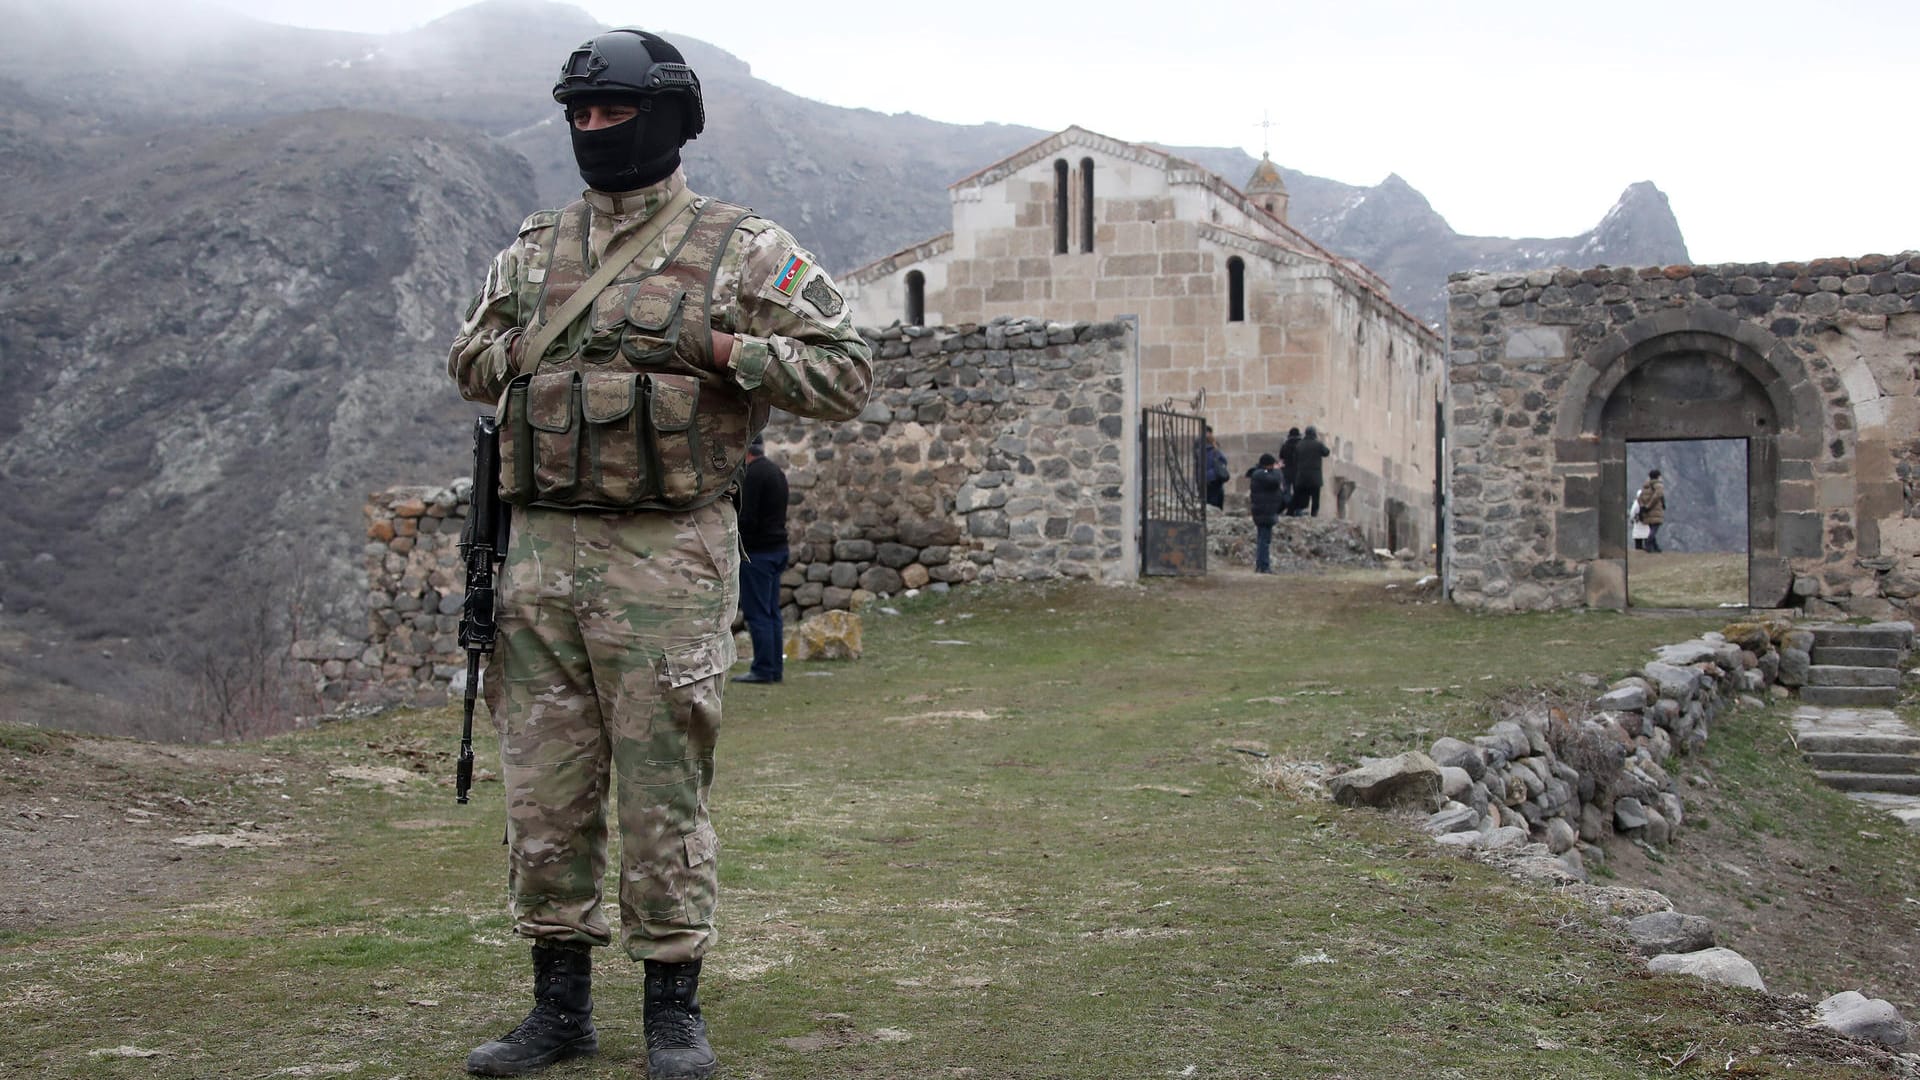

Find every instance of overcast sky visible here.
[212,0,1918,266]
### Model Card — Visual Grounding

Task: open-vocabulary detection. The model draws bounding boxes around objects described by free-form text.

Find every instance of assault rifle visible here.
[455,414,510,804]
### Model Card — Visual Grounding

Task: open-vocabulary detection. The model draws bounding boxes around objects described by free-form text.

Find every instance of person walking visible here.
[446,27,872,1080]
[1246,453,1285,573]
[1289,425,1330,517]
[1636,469,1667,553]
[733,436,788,685]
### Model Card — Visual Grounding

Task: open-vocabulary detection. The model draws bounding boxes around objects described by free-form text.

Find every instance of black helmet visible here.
[553,28,704,143]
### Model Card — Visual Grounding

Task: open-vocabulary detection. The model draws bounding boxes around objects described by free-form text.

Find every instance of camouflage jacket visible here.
[448,168,873,423]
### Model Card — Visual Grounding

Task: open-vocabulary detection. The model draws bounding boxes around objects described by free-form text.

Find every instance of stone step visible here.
[1799,685,1902,707]
[1811,646,1904,668]
[1805,751,1920,775]
[1847,792,1920,831]
[1815,771,1920,796]
[1796,730,1920,755]
[1808,623,1914,652]
[1807,665,1904,687]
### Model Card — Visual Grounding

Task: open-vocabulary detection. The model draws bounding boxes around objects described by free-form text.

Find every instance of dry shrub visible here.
[1251,756,1331,801]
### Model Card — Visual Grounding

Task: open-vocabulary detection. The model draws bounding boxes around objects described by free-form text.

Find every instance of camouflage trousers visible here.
[483,500,739,963]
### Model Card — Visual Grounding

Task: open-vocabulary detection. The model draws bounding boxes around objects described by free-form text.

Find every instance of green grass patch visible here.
[0,572,1898,1078]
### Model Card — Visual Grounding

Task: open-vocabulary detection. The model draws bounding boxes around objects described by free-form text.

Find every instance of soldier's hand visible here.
[707,330,736,372]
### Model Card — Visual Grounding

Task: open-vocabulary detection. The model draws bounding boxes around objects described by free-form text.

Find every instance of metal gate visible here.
[1139,404,1209,576]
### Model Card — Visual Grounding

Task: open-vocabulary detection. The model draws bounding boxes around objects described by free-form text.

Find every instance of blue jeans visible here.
[1254,523,1273,573]
[739,546,788,679]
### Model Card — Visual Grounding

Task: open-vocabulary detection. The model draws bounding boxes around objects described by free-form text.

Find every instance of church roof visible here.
[1246,153,1287,194]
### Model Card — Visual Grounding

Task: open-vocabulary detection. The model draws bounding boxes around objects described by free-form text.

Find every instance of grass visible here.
[1,570,1909,1078]
[1629,550,1749,609]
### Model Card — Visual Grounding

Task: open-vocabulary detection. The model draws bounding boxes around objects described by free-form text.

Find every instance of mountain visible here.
[1171,147,1690,318]
[0,0,1689,729]
[0,91,532,705]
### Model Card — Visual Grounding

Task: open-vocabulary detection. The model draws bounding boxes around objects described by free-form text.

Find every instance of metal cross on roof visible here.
[1253,110,1276,158]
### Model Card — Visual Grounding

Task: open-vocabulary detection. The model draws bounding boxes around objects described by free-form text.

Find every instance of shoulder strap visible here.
[514,186,698,376]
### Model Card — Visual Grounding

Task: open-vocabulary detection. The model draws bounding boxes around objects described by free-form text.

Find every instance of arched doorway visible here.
[1556,307,1830,610]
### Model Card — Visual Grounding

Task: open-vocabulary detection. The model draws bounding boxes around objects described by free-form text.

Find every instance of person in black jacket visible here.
[1277,427,1301,508]
[1245,453,1285,573]
[733,437,789,684]
[1289,426,1330,517]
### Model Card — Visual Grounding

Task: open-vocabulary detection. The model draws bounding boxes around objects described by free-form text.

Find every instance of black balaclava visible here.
[569,93,687,193]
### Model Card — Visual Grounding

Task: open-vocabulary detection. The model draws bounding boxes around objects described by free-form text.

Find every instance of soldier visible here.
[447,27,872,1079]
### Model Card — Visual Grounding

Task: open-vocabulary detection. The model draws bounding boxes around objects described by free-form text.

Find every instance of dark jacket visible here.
[1246,467,1286,525]
[737,454,789,553]
[1278,434,1301,481]
[1293,436,1330,488]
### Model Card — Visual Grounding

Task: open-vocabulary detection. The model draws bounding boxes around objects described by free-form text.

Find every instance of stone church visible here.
[842,125,1444,550]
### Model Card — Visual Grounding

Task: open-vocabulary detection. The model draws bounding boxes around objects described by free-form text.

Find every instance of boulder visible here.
[1428,737,1486,780]
[786,610,864,661]
[1439,766,1473,800]
[1595,685,1649,711]
[1422,806,1478,835]
[1647,948,1765,992]
[1614,796,1649,832]
[1643,661,1702,699]
[1545,817,1577,855]
[1627,911,1714,957]
[1811,991,1910,1047]
[1329,752,1444,813]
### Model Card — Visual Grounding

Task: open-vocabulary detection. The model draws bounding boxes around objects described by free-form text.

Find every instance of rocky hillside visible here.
[0,93,532,696]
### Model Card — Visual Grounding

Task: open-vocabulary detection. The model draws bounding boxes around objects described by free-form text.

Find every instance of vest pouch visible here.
[497,374,533,505]
[500,371,583,505]
[622,285,685,366]
[646,372,703,505]
[581,371,652,506]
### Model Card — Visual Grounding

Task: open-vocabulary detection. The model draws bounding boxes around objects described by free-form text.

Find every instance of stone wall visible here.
[762,316,1136,626]
[1334,616,1799,879]
[1443,254,1920,613]
[292,482,472,707]
[294,317,1138,705]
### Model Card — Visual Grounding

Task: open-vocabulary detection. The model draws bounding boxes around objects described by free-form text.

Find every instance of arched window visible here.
[1226,257,1245,322]
[905,270,925,327]
[1080,157,1095,253]
[1053,159,1069,254]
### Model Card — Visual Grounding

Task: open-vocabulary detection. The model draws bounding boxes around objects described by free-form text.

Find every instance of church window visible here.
[1080,157,1095,253]
[1054,159,1069,254]
[905,270,925,326]
[1226,257,1245,322]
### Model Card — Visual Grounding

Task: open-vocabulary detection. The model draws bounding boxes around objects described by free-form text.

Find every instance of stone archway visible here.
[1553,307,1829,609]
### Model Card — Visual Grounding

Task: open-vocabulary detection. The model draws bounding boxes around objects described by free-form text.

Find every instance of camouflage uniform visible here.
[449,168,871,963]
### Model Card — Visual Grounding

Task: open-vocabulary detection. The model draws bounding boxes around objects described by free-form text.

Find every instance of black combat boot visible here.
[466,944,597,1076]
[643,959,717,1079]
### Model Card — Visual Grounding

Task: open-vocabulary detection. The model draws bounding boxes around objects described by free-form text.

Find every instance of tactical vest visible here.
[497,195,769,512]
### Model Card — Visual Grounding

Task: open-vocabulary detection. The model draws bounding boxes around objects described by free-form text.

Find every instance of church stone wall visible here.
[847,131,1443,551]
[1445,255,1920,615]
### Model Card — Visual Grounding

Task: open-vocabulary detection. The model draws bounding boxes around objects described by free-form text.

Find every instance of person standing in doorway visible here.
[1636,469,1667,553]
[1246,453,1285,573]
[1289,426,1330,516]
[734,436,788,684]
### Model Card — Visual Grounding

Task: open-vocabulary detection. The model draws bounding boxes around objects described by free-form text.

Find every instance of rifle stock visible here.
[456,413,509,804]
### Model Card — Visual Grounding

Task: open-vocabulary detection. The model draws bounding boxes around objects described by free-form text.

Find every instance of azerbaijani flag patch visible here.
[771,251,810,297]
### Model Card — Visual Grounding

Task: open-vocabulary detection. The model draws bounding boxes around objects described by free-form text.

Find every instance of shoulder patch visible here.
[802,274,844,318]
[769,249,812,299]
[517,209,561,236]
